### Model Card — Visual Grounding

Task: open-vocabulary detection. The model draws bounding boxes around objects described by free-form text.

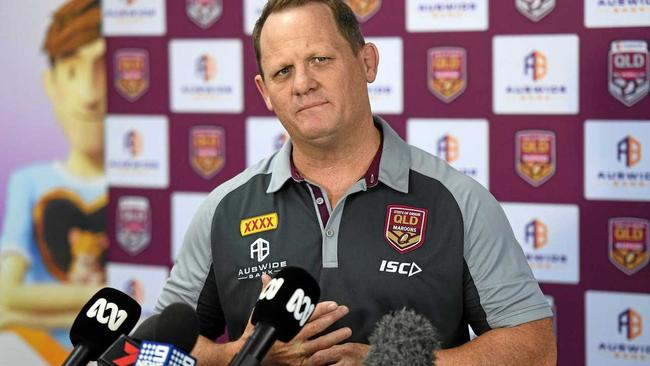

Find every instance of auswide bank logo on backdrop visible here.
[493,34,579,114]
[114,49,149,102]
[405,0,488,32]
[609,217,649,276]
[169,39,243,113]
[366,37,403,114]
[171,192,208,261]
[584,120,650,201]
[515,130,556,187]
[246,117,288,167]
[102,0,166,36]
[407,119,489,188]
[116,195,151,256]
[427,47,467,103]
[106,115,169,188]
[609,40,649,107]
[107,262,168,317]
[501,202,579,284]
[585,0,650,28]
[586,291,650,365]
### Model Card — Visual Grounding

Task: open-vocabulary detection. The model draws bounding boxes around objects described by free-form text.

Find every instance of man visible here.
[156,1,556,365]
[0,0,106,352]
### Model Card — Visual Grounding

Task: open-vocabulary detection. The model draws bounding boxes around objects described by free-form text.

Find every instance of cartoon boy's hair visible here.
[42,0,101,65]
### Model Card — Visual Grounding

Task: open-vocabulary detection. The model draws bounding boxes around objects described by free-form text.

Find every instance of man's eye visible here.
[276,67,290,77]
[313,57,329,64]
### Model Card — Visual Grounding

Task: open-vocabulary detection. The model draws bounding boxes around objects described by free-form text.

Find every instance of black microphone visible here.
[229,267,321,366]
[62,287,142,366]
[363,308,440,366]
[97,314,160,366]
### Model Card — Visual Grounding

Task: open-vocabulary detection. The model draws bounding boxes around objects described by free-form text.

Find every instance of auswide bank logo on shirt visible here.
[246,117,288,167]
[584,0,650,28]
[406,0,488,32]
[586,291,650,365]
[106,115,169,188]
[584,120,650,201]
[169,39,243,113]
[501,202,579,284]
[171,192,208,261]
[366,37,403,114]
[101,0,166,36]
[407,119,489,188]
[493,34,579,115]
[107,262,168,317]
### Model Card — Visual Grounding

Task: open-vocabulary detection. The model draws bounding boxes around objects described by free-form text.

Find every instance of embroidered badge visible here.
[384,205,428,253]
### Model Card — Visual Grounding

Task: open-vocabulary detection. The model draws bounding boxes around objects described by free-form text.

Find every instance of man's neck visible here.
[291,117,381,208]
[65,149,104,179]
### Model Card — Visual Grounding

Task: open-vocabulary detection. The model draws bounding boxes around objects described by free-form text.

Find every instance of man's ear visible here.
[254,74,274,112]
[43,67,55,101]
[360,42,379,83]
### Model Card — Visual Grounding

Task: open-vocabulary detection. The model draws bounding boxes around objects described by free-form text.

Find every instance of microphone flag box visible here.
[135,340,196,366]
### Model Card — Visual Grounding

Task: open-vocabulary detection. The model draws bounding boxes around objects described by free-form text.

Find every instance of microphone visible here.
[97,315,159,366]
[363,308,440,366]
[229,267,321,366]
[62,287,142,366]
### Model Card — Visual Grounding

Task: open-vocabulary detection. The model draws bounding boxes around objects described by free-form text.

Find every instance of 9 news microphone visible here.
[98,303,200,366]
[61,287,141,366]
[363,308,441,366]
[229,267,321,366]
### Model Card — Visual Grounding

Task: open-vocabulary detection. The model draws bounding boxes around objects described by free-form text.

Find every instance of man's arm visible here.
[436,317,556,366]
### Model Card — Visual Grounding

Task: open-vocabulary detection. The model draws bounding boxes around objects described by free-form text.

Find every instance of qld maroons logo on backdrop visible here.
[609,218,649,276]
[609,40,649,107]
[114,49,149,101]
[384,205,428,253]
[515,0,555,22]
[116,196,151,256]
[515,130,556,187]
[427,47,467,103]
[345,0,381,22]
[189,126,225,179]
[187,0,222,28]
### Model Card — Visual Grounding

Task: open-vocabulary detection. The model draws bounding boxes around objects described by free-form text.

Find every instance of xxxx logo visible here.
[240,213,278,237]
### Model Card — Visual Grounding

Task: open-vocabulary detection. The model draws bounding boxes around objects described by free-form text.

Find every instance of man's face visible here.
[255,3,376,146]
[45,38,107,159]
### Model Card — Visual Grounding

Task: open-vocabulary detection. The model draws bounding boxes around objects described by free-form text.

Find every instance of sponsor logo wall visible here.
[104,2,649,365]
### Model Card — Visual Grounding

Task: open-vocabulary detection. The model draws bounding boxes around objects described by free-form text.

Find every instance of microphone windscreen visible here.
[251,266,320,342]
[131,313,160,340]
[363,308,440,366]
[70,287,142,360]
[155,303,200,353]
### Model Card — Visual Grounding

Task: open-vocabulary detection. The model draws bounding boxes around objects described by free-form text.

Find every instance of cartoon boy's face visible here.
[44,38,106,160]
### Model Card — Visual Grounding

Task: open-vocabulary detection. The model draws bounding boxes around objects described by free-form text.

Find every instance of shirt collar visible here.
[266,115,410,194]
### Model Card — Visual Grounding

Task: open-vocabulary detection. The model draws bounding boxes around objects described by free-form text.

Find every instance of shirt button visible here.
[325,229,334,237]
[316,197,325,205]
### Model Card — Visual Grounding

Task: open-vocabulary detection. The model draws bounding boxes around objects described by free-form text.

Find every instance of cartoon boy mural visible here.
[0,0,107,358]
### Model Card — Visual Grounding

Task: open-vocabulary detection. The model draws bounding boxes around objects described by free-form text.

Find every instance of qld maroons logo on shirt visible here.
[114,49,149,101]
[384,205,428,253]
[609,217,649,276]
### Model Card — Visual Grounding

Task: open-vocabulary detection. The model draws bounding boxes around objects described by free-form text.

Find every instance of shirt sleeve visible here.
[457,178,552,333]
[0,168,35,263]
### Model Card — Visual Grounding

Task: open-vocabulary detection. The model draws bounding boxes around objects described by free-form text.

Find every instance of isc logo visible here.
[379,260,422,278]
[86,298,128,331]
[259,278,316,326]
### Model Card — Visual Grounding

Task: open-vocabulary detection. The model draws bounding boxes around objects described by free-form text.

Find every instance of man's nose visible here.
[292,65,318,96]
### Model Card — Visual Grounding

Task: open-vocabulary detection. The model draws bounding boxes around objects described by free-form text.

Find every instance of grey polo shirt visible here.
[156,116,552,348]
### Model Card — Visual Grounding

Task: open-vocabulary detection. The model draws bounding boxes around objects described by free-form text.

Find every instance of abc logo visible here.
[86,298,128,331]
[259,278,316,327]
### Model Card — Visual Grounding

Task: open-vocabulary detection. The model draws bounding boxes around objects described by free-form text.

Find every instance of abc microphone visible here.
[229,267,321,366]
[62,287,142,366]
[363,308,441,366]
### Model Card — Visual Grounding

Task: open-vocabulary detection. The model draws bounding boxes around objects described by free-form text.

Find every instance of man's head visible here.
[42,0,106,162]
[253,0,379,146]
[252,0,366,78]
